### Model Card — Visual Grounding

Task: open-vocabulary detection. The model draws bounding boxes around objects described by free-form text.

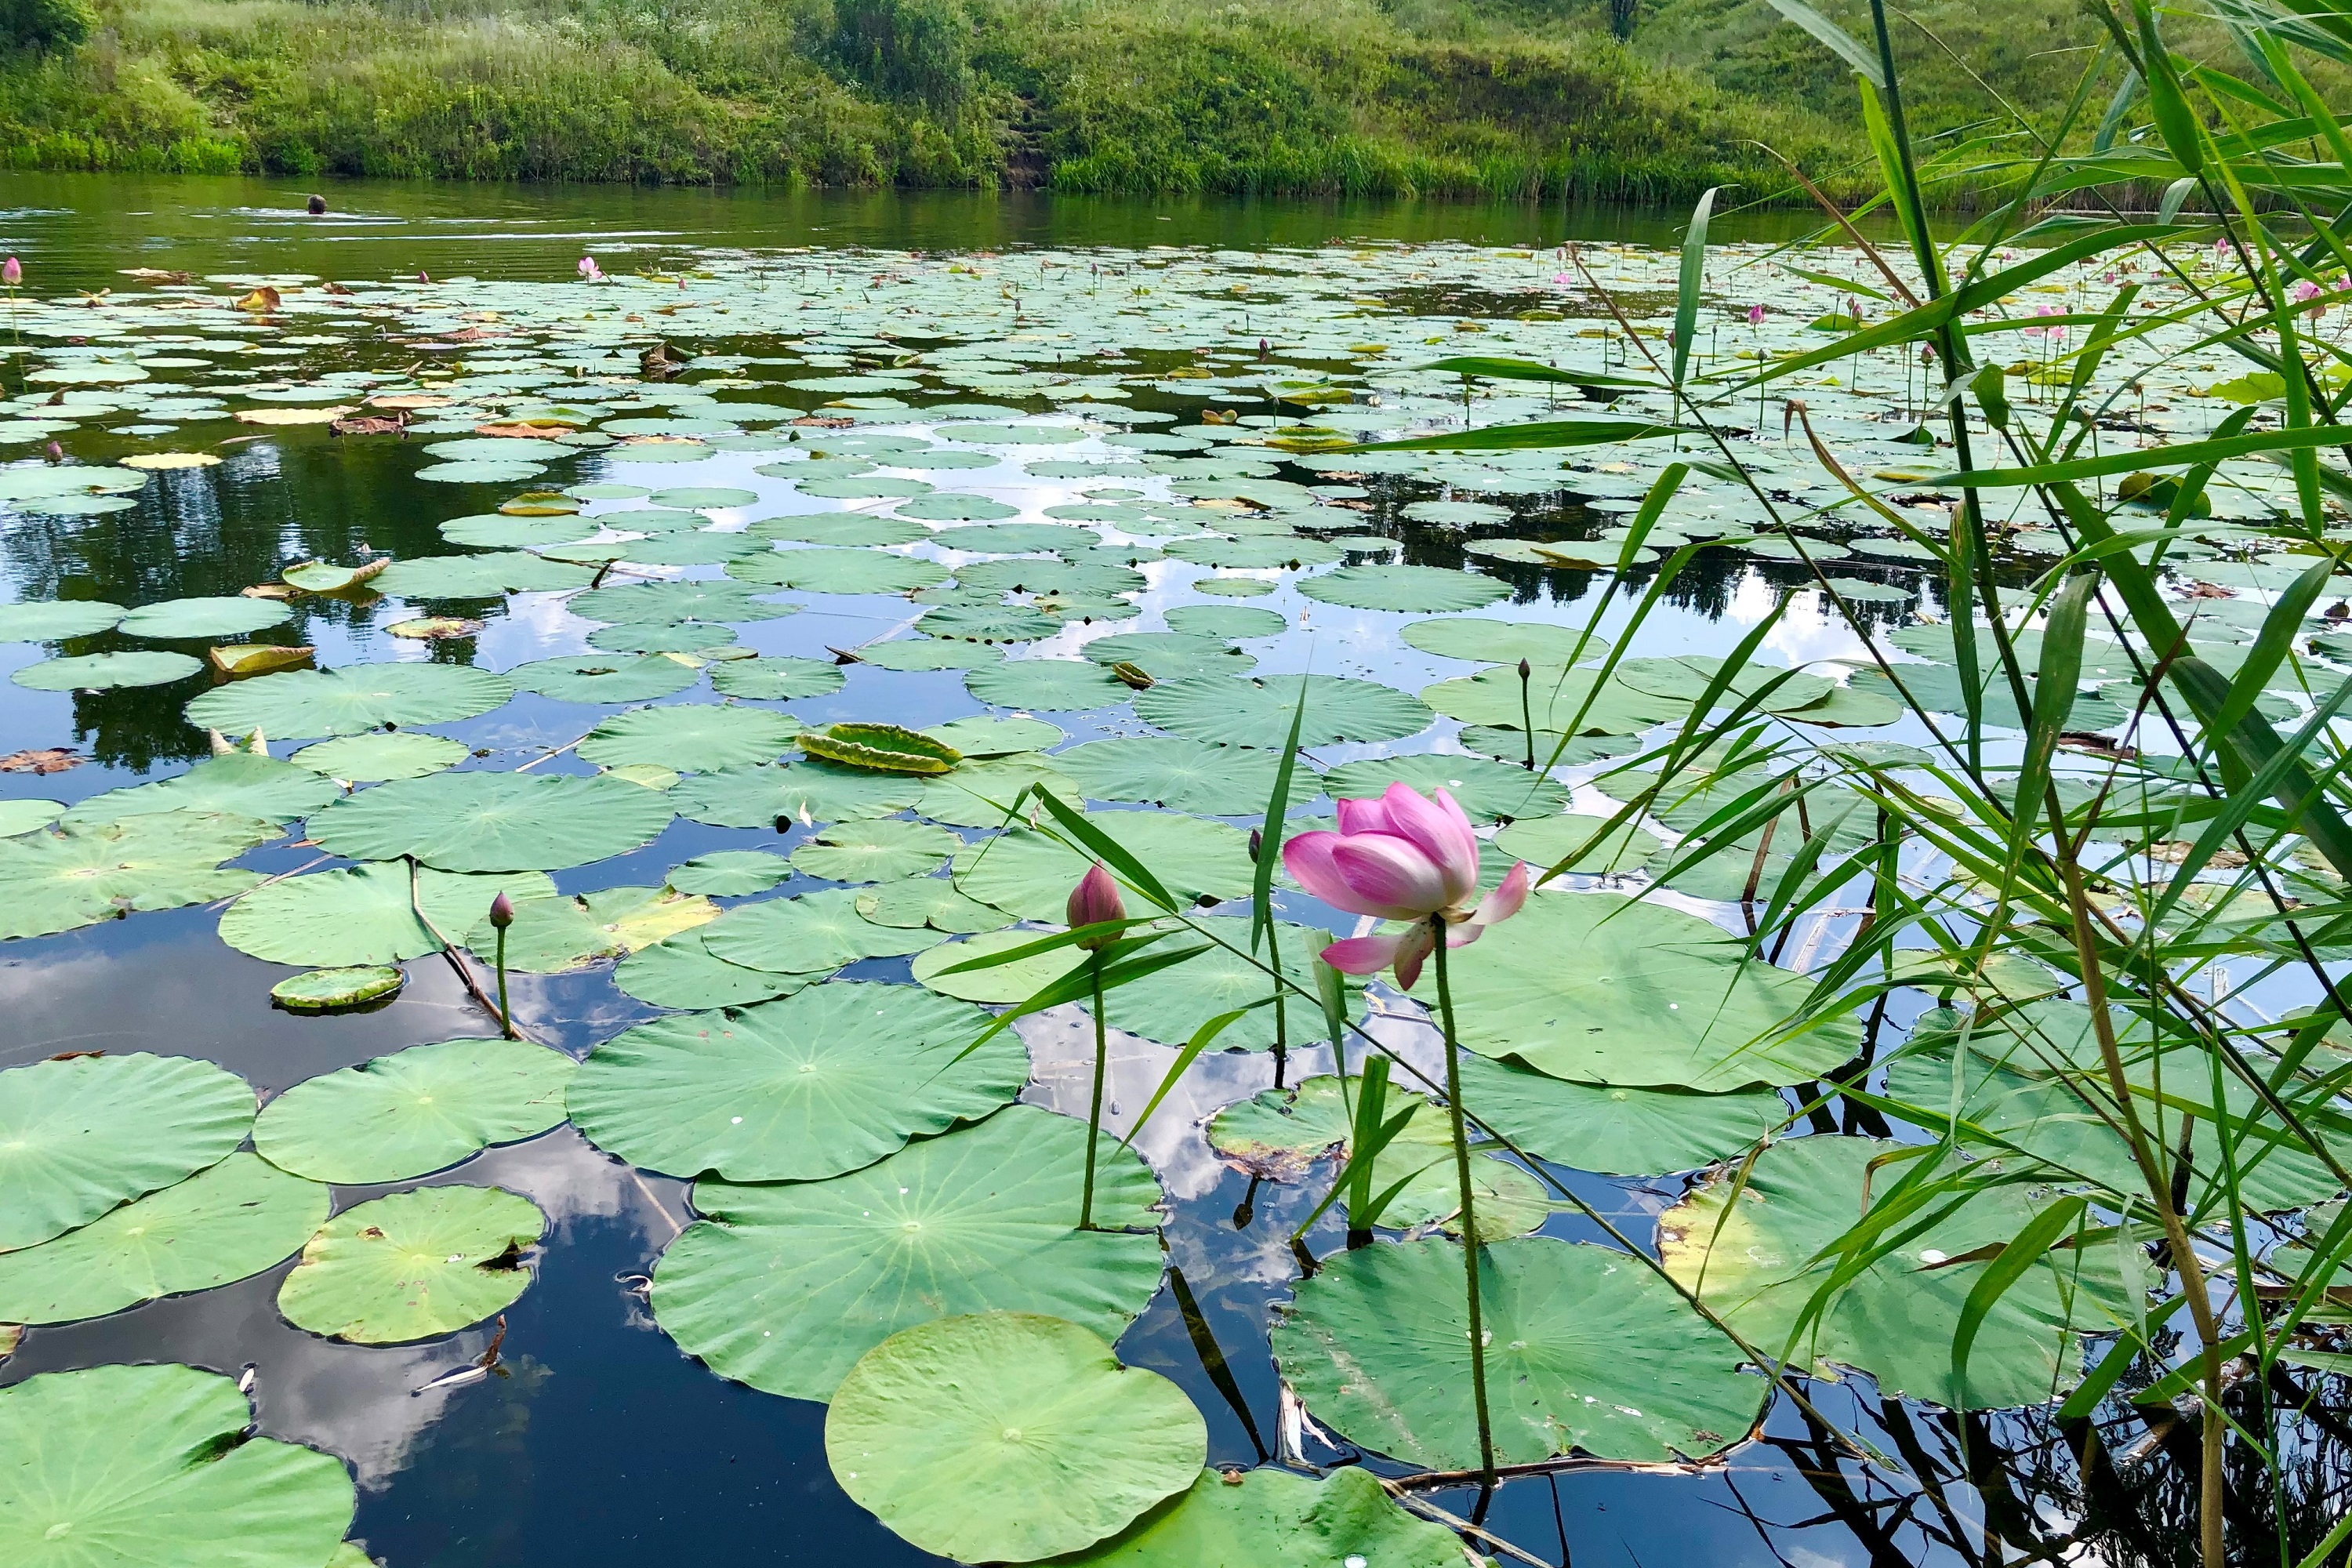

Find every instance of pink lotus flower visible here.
[578,256,604,283]
[1748,303,1766,325]
[2,256,18,287]
[1284,782,1530,990]
[1066,861,1124,950]
[2293,278,2325,318]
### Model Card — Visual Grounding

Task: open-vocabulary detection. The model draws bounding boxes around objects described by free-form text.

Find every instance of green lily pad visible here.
[277,1185,546,1344]
[1207,1073,1447,1178]
[0,811,272,939]
[117,596,292,640]
[1659,1136,2148,1409]
[790,818,962,882]
[912,927,1087,1004]
[1491,812,1660,874]
[953,817,1254,921]
[1079,632,1254,681]
[0,797,60,836]
[504,652,702,704]
[14,651,203,690]
[372,552,596,597]
[0,1153,328,1324]
[187,663,515,738]
[667,849,793,896]
[1054,1465,1465,1568]
[652,1103,1163,1402]
[220,863,554,966]
[1421,666,1677,735]
[1081,916,1360,1054]
[709,655,848,702]
[1162,604,1286,640]
[826,1312,1205,1563]
[1054,737,1299,816]
[568,982,1023,1181]
[577,703,801,772]
[649,485,759,510]
[614,929,822,1010]
[572,579,797,626]
[464,883,718,972]
[0,598,125,641]
[0,1363,354,1568]
[855,638,1007,671]
[1274,1236,1766,1468]
[1323,753,1566,825]
[271,965,405,1012]
[914,753,1080,827]
[730,546,950,595]
[674,759,924,828]
[1195,575,1275,597]
[290,731,470,781]
[964,658,1133,711]
[1454,1052,1784,1175]
[0,1053,256,1251]
[898,492,1023,522]
[702,887,949,972]
[309,771,675,872]
[923,715,1064,757]
[62,753,339,829]
[798,721,961,774]
[586,620,739,655]
[253,1039,576,1184]
[754,514,931,547]
[1400,616,1609,665]
[1298,564,1508,612]
[1442,892,1859,1090]
[858,877,1011,936]
[1137,674,1432,749]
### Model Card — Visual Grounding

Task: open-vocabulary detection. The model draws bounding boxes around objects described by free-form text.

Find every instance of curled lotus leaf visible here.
[797,721,960,775]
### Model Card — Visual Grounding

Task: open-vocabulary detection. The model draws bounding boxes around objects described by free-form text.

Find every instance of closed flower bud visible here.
[488,891,515,930]
[1066,862,1124,949]
[3,256,20,287]
[1247,828,1262,863]
[1518,657,1532,680]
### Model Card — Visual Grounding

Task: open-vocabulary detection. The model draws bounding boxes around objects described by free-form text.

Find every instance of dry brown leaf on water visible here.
[119,451,222,470]
[209,644,314,679]
[234,286,282,312]
[368,394,454,411]
[0,748,82,775]
[234,405,356,426]
[118,267,193,284]
[328,415,406,437]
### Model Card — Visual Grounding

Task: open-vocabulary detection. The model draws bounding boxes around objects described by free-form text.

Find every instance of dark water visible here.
[0,173,2241,1568]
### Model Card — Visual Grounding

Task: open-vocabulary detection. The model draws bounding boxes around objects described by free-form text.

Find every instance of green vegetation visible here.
[0,0,2101,197]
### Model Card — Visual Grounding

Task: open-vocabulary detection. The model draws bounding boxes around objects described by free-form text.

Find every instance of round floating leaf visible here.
[911,927,1085,1004]
[117,596,292,640]
[278,1185,546,1345]
[572,579,797,626]
[462,884,718,973]
[504,652,701,704]
[1162,604,1285,640]
[587,620,739,655]
[1056,1465,1465,1568]
[253,1040,578,1184]
[709,655,848,701]
[14,650,202,691]
[729,547,951,595]
[1323,753,1565,825]
[441,512,593,548]
[753,514,931,547]
[674,759,924,828]
[667,849,793,896]
[1274,1236,1766,1468]
[1054,736,1298,815]
[649,485,758,510]
[964,658,1132,711]
[0,1153,328,1325]
[953,817,1254,921]
[187,664,515,738]
[855,637,1005,671]
[1400,616,1609,665]
[826,1312,1205,1564]
[271,966,405,1012]
[578,703,801,772]
[0,798,60,836]
[616,929,820,1010]
[62,753,339,829]
[1421,666,1677,735]
[702,887,947,972]
[1454,1053,1784,1175]
[1195,575,1275,597]
[1137,674,1432,749]
[221,863,554,967]
[790,818,961,882]
[1298,564,1508,612]
[1491,811,1659,874]
[0,1363,354,1568]
[569,982,1022,1181]
[1163,535,1341,569]
[1080,631,1254,681]
[0,599,125,641]
[372,552,595,597]
[795,474,935,499]
[898,492,1022,522]
[914,753,1079,827]
[1659,1136,2147,1409]
[864,877,1012,937]
[1083,916,1360,1054]
[797,721,960,774]
[291,731,470,782]
[923,715,1062,757]
[654,1104,1163,1402]
[0,811,271,940]
[310,771,674,873]
[0,1053,255,1251]
[1443,892,1858,1090]
[920,603,1062,643]
[933,522,1090,554]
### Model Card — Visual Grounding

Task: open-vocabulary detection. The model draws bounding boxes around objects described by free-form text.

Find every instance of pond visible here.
[0,172,2336,1568]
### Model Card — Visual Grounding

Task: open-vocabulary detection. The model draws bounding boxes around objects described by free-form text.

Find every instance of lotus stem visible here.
[1080,950,1108,1231]
[1517,658,1535,771]
[494,926,514,1040]
[1431,915,1496,1489]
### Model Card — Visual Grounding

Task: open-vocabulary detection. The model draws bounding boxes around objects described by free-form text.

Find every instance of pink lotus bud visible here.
[1067,862,1124,949]
[1748,303,1765,325]
[2,256,20,287]
[488,891,515,930]
[1247,827,1263,863]
[1518,657,1532,680]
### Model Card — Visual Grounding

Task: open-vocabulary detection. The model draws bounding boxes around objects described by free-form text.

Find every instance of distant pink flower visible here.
[1554,272,1574,287]
[1748,303,1766,325]
[1284,782,1530,990]
[578,256,604,283]
[1065,862,1125,950]
[2,256,18,288]
[2293,278,2325,318]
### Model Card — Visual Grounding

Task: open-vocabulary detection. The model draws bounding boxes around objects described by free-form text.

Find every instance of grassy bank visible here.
[0,0,2220,198]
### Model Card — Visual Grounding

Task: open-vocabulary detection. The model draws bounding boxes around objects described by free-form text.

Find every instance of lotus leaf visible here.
[14,651,202,690]
[187,663,514,737]
[61,753,339,829]
[1323,753,1565,824]
[667,849,793,895]
[1054,1465,1464,1568]
[953,816,1254,921]
[577,703,801,772]
[278,1184,546,1344]
[0,811,272,939]
[504,652,702,704]
[290,731,469,782]
[116,595,292,640]
[309,771,675,872]
[1136,674,1432,749]
[253,1039,576,1184]
[708,655,848,701]
[0,1053,256,1251]
[789,818,961,882]
[673,759,924,828]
